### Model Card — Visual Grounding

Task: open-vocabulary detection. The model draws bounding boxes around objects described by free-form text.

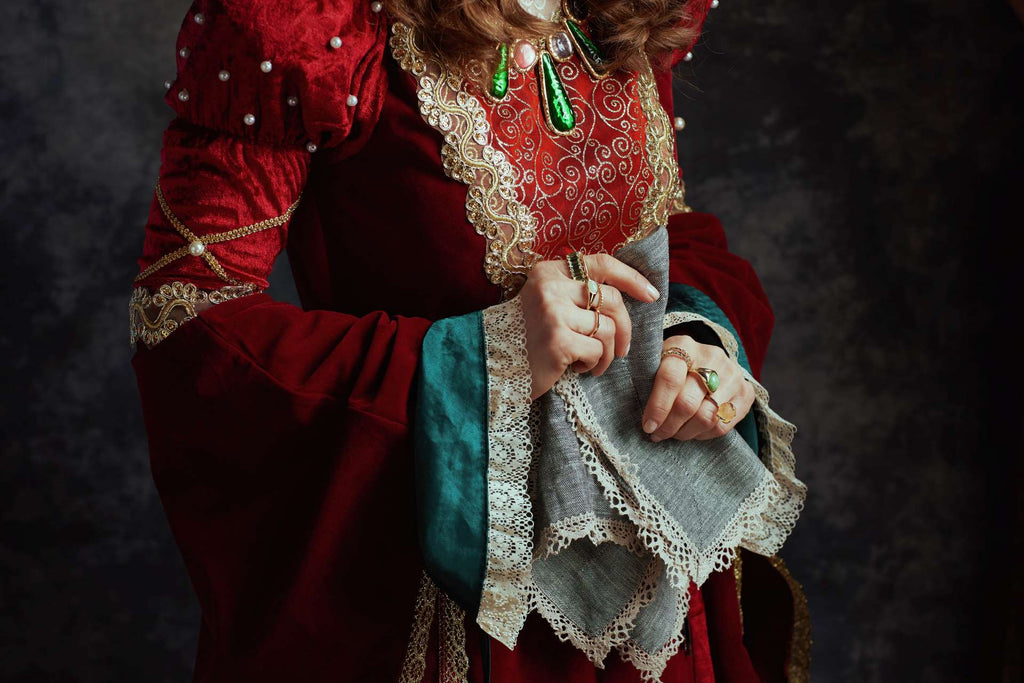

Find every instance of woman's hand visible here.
[520,254,660,400]
[642,334,755,442]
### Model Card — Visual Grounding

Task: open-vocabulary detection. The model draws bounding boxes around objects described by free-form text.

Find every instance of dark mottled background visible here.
[1,0,1020,681]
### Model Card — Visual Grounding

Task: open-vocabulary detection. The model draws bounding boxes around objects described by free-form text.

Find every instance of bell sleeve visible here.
[129,1,495,678]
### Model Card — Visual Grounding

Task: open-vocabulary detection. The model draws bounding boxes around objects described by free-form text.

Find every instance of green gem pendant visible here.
[490,43,510,99]
[538,52,575,133]
[565,19,609,78]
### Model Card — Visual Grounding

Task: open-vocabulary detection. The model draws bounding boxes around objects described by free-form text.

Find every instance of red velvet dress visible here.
[130,1,804,680]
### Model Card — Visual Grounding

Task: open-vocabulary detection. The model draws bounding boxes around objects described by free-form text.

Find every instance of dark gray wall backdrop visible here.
[1,1,1020,681]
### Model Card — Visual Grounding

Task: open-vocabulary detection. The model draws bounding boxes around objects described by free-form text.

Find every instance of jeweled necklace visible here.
[492,0,611,135]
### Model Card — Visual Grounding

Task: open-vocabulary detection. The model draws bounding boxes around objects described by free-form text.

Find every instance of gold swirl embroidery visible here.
[391,23,539,295]
[129,281,257,348]
[390,23,683,295]
[632,60,684,241]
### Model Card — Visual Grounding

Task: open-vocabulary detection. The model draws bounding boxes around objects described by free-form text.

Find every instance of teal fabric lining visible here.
[666,284,759,453]
[413,311,490,615]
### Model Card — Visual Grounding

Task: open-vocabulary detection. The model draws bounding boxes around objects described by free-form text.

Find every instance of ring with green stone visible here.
[693,367,721,394]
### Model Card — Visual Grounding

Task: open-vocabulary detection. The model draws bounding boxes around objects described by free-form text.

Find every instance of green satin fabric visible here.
[413,310,489,614]
[667,283,760,453]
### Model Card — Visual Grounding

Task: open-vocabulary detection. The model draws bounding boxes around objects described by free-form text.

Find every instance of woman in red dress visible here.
[130,1,808,680]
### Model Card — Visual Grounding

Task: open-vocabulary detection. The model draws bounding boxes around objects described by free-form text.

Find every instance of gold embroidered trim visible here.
[399,573,439,683]
[631,60,683,243]
[769,555,812,683]
[438,592,470,683]
[398,572,470,683]
[134,183,301,284]
[129,281,257,348]
[390,23,539,295]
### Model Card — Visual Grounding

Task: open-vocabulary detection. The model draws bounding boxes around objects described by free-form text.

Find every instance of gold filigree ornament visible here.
[129,282,256,348]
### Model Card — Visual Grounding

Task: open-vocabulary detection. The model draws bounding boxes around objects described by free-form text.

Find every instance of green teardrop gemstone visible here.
[490,44,509,99]
[566,20,608,70]
[540,52,575,132]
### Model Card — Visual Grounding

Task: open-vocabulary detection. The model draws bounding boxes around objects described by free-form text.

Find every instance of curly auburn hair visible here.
[387,0,702,76]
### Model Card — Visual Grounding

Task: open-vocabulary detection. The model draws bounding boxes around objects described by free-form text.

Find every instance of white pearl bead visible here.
[194,12,205,24]
[683,51,693,62]
[243,113,256,126]
[306,142,318,153]
[179,47,190,58]
[218,70,230,82]
[711,0,719,8]
[370,2,383,13]
[177,89,189,102]
[346,94,358,106]
[164,80,172,90]
[260,60,273,73]
[287,95,299,107]
[329,36,343,49]
[188,240,205,256]
[673,116,686,131]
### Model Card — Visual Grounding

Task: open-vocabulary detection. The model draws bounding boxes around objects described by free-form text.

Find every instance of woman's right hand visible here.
[519,253,660,400]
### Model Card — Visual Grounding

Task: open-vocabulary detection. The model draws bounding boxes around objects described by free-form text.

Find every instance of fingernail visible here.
[646,284,660,300]
[643,419,658,434]
[624,342,631,357]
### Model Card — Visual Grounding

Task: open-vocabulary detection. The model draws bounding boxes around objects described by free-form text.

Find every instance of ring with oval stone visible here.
[692,367,721,395]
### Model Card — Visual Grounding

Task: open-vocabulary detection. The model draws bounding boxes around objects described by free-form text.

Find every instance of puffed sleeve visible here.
[166,0,386,151]
[129,2,489,679]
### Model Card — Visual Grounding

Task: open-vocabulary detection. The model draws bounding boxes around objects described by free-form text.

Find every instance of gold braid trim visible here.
[134,183,301,284]
[129,281,257,348]
[769,555,812,683]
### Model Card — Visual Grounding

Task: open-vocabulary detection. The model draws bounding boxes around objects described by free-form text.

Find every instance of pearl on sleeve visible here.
[260,60,273,73]
[243,113,256,126]
[346,94,358,107]
[329,36,343,49]
[218,70,230,81]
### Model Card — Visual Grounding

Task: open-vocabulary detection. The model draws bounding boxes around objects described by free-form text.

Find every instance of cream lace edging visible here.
[476,302,805,680]
[477,296,536,648]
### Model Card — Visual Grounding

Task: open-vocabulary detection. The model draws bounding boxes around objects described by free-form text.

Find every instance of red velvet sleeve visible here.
[131,2,431,678]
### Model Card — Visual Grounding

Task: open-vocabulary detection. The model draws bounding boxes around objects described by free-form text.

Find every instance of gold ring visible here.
[716,401,737,424]
[660,347,693,371]
[692,367,721,394]
[588,309,601,337]
[586,279,603,311]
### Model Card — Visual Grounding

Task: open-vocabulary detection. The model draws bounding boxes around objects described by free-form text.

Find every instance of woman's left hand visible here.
[641,334,755,442]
